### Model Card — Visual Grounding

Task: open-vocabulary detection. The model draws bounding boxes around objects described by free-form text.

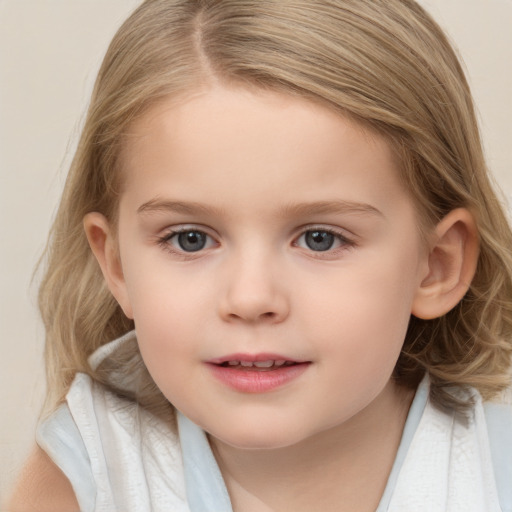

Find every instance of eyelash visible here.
[156,225,356,258]
[293,226,355,255]
[157,227,217,258]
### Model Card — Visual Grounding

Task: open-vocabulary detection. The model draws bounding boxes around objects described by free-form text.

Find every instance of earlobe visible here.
[412,208,479,320]
[83,212,134,319]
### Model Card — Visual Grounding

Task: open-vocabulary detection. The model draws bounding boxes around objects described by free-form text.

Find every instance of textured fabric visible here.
[37,332,510,511]
[37,404,96,512]
[387,387,502,511]
[39,373,189,512]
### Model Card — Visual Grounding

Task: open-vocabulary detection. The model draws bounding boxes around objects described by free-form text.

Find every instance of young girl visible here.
[8,0,512,511]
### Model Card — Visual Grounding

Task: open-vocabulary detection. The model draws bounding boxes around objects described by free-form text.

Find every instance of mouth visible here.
[206,354,310,392]
[217,359,298,371]
[207,353,307,370]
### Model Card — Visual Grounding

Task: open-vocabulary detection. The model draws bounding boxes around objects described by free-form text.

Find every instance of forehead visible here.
[118,86,409,218]
[121,85,389,159]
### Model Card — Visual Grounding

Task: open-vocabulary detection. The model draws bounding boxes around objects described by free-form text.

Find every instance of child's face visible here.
[110,86,430,449]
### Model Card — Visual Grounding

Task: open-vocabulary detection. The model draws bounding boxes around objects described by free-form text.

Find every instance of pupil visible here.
[306,231,334,251]
[178,231,206,252]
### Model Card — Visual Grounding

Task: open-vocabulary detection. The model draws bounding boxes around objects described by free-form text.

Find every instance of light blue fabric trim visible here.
[36,404,96,512]
[376,377,429,511]
[484,402,512,512]
[177,412,233,512]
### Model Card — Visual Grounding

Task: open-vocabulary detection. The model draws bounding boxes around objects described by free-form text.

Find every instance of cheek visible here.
[119,263,203,378]
[305,249,421,366]
[116,234,223,390]
[121,245,208,324]
[133,306,203,405]
[129,280,207,357]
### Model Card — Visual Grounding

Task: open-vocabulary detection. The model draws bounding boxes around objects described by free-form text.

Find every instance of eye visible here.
[176,231,208,252]
[160,229,216,253]
[303,230,335,251]
[295,228,352,252]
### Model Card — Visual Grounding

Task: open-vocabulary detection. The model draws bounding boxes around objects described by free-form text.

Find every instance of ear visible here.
[412,208,479,320]
[83,212,134,319]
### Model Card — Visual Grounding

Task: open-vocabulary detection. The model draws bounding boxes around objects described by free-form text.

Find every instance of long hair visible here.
[39,0,512,414]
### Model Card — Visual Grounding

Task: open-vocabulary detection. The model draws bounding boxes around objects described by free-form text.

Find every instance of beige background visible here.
[1,0,511,502]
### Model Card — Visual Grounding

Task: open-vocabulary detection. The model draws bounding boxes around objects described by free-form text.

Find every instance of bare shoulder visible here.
[4,445,80,512]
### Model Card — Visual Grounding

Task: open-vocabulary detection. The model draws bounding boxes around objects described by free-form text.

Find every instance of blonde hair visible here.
[39,0,512,414]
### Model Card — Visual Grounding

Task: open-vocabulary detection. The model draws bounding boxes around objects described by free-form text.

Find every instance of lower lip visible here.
[206,363,310,393]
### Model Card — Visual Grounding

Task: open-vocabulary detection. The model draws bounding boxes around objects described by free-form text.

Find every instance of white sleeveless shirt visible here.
[37,331,512,511]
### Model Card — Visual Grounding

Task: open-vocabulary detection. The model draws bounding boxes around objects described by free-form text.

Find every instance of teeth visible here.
[253,360,274,368]
[224,359,292,368]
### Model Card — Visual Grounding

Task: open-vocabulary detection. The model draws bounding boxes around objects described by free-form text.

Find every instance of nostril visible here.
[228,310,276,321]
[220,293,289,323]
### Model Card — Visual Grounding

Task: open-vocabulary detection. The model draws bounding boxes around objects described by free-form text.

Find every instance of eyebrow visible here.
[137,199,223,216]
[137,198,382,218]
[278,200,383,218]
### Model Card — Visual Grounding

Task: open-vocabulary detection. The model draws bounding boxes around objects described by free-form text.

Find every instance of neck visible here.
[210,380,414,512]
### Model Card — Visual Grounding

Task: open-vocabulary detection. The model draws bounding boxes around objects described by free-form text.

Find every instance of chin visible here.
[208,421,309,451]
[215,435,297,451]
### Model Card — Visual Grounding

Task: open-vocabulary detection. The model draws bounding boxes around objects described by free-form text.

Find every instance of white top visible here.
[37,331,512,511]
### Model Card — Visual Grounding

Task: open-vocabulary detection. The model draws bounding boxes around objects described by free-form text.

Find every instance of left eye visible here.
[167,230,214,252]
[295,230,346,252]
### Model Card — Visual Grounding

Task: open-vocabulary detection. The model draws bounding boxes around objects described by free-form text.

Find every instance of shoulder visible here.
[37,372,186,509]
[5,446,79,512]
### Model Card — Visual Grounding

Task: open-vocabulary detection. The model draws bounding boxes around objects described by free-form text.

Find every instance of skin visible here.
[4,446,79,512]
[9,85,478,511]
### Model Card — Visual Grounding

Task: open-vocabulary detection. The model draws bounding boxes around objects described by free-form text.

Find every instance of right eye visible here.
[160,229,216,253]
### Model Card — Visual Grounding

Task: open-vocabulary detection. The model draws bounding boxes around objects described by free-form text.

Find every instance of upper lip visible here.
[207,353,307,365]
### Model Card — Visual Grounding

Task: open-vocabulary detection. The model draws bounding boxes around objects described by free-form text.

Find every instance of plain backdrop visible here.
[1,0,511,502]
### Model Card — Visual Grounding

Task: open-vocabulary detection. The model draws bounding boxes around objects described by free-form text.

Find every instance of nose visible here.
[218,252,290,324]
